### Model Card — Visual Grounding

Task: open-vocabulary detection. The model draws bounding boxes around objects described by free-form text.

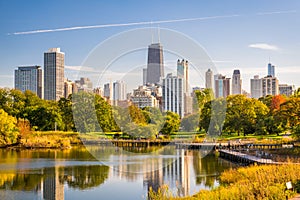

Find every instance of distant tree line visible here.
[0,87,299,146]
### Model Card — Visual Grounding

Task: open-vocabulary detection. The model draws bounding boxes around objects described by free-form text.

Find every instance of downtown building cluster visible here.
[14,44,296,119]
[14,48,93,100]
[205,62,295,99]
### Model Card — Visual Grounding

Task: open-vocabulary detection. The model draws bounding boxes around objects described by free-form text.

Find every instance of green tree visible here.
[224,95,268,136]
[0,109,19,146]
[199,98,227,136]
[160,111,180,135]
[27,101,63,131]
[181,113,199,132]
[194,88,213,113]
[58,96,75,131]
[279,97,300,135]
[94,94,119,132]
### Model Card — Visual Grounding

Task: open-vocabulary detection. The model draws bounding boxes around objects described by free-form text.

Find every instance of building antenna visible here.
[151,21,154,44]
[157,25,160,43]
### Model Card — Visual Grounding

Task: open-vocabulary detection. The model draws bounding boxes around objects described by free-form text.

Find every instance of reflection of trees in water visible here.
[192,151,234,188]
[62,165,109,190]
[0,165,109,192]
[0,146,96,161]
[0,172,43,191]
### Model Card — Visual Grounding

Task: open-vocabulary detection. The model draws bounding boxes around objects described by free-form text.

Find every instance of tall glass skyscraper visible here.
[231,69,242,94]
[14,65,43,98]
[44,48,65,101]
[205,69,213,90]
[267,63,275,77]
[146,43,164,85]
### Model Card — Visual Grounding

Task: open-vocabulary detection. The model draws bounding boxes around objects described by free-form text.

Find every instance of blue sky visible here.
[1,0,300,92]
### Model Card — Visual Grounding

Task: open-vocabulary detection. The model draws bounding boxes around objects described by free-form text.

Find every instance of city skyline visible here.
[1,1,300,93]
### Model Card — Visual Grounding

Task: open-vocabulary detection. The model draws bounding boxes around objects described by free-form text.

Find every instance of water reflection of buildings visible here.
[110,149,191,196]
[41,167,64,200]
[143,149,191,197]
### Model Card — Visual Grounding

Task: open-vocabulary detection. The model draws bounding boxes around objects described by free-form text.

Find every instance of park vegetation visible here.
[0,87,299,147]
[149,164,300,200]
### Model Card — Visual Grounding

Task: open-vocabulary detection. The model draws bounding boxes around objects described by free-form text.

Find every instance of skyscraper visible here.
[231,69,242,95]
[177,59,189,94]
[177,59,192,115]
[267,63,275,77]
[146,43,164,85]
[14,65,43,98]
[163,73,184,118]
[205,69,213,90]
[44,48,65,101]
[214,74,231,98]
[250,75,262,99]
[113,80,127,101]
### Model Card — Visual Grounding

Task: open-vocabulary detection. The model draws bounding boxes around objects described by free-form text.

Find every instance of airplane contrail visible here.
[9,14,240,35]
[9,10,296,35]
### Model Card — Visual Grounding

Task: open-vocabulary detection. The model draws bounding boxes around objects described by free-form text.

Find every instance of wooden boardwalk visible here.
[175,142,290,150]
[219,149,277,165]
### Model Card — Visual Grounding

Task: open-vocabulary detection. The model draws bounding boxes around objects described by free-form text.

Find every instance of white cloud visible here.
[248,43,279,51]
[256,10,296,16]
[65,65,98,72]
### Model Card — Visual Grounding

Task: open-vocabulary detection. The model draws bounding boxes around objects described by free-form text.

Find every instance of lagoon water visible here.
[0,145,236,200]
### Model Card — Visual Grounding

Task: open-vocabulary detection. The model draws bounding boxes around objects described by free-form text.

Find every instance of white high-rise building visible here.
[44,48,65,101]
[262,75,279,96]
[14,65,43,98]
[163,73,184,118]
[177,59,192,115]
[113,80,127,101]
[250,75,262,98]
[177,59,189,94]
[232,69,242,95]
[205,69,213,90]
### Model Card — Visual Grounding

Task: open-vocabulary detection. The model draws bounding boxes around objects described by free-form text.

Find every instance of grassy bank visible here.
[19,131,81,149]
[149,164,300,200]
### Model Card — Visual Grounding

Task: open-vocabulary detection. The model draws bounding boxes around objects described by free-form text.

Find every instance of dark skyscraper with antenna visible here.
[146,43,164,85]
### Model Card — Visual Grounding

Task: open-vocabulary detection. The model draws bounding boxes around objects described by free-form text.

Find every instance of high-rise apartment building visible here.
[205,69,213,90]
[214,74,231,98]
[231,69,242,95]
[44,48,65,101]
[146,43,164,85]
[162,73,184,118]
[113,80,126,101]
[267,63,275,77]
[14,65,43,98]
[177,59,192,115]
[177,59,189,94]
[250,75,262,98]
[262,75,279,96]
[103,83,112,99]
